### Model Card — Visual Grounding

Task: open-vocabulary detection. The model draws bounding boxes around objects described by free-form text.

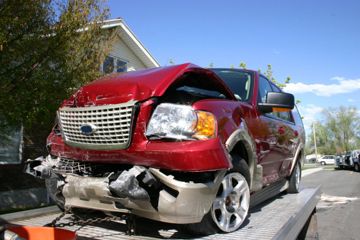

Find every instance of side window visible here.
[258,76,273,103]
[292,105,303,125]
[270,82,293,123]
[258,76,277,118]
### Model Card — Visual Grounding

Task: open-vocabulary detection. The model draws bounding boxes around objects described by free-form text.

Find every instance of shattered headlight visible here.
[145,103,217,140]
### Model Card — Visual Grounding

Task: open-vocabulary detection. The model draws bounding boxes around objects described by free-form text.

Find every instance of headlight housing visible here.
[145,103,217,140]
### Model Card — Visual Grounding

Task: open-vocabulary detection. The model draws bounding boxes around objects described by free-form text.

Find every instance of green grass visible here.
[302,163,318,170]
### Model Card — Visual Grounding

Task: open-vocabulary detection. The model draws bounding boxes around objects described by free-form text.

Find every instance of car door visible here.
[255,76,297,184]
[268,83,300,177]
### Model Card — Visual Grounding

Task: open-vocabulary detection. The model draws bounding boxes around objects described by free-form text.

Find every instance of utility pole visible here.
[313,122,318,162]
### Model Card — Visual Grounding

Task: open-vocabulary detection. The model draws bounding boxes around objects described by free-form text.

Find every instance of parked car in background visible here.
[336,150,360,172]
[26,63,305,234]
[317,155,335,165]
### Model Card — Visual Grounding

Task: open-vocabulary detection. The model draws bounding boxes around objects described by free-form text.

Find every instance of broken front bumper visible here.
[26,156,225,224]
[63,168,224,224]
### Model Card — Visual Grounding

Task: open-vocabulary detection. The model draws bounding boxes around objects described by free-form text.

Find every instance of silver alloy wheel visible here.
[211,172,250,232]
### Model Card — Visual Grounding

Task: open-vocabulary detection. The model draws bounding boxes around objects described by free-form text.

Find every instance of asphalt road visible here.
[302,167,360,240]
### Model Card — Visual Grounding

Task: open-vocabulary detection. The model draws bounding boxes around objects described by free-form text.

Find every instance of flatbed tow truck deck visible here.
[2,187,320,240]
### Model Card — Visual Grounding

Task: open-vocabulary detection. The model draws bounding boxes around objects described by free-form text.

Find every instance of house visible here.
[0,18,159,210]
[100,18,160,74]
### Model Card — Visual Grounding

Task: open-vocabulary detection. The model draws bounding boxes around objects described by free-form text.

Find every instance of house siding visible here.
[110,36,147,71]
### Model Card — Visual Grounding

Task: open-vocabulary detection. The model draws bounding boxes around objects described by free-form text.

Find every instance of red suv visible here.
[27,63,305,234]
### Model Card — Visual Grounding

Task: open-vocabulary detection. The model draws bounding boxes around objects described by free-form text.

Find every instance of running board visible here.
[250,179,289,208]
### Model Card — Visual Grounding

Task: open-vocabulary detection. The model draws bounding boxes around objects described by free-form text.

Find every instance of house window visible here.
[116,59,127,72]
[103,56,114,74]
[102,56,128,74]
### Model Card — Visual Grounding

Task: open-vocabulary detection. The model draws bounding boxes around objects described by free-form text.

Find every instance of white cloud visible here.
[297,104,323,134]
[283,77,360,97]
[348,98,355,103]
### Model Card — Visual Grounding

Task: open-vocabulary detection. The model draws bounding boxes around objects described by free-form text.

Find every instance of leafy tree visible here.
[168,59,175,65]
[307,121,336,155]
[323,106,360,152]
[239,62,246,69]
[264,64,291,89]
[236,62,292,90]
[308,106,360,154]
[0,0,110,156]
[0,0,110,129]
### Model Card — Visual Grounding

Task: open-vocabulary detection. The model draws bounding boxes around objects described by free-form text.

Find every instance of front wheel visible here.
[211,172,250,232]
[184,156,250,235]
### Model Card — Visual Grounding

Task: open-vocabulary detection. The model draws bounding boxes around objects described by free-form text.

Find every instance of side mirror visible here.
[258,92,295,114]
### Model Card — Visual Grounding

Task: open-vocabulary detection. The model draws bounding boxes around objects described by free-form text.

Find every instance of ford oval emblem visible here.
[80,124,97,136]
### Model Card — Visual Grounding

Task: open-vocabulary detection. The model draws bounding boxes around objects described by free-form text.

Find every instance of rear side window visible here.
[292,105,303,126]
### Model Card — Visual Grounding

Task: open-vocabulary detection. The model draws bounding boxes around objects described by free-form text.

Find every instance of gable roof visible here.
[101,18,160,68]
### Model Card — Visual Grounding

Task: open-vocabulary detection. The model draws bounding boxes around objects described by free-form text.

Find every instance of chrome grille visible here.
[58,101,136,150]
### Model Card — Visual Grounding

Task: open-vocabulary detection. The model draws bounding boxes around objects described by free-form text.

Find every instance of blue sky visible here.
[108,0,360,132]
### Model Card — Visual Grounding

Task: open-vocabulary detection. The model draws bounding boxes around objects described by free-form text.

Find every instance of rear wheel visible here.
[354,163,360,172]
[185,155,250,235]
[287,161,301,193]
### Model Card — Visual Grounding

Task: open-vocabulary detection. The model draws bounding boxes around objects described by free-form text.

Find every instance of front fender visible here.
[225,121,257,190]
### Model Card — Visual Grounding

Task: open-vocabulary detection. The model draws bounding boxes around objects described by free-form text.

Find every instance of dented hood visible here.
[63,63,235,107]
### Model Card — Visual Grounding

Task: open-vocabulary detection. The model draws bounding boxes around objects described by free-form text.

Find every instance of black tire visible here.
[320,161,326,166]
[354,163,360,172]
[287,161,301,193]
[45,175,65,211]
[184,154,250,235]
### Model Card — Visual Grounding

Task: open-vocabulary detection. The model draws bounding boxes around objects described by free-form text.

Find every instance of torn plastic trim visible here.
[25,155,60,179]
[109,166,151,201]
[61,166,226,224]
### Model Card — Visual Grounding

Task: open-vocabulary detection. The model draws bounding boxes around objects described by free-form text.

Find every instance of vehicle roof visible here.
[210,68,257,74]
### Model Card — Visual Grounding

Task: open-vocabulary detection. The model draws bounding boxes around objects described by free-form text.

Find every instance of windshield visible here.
[211,69,253,102]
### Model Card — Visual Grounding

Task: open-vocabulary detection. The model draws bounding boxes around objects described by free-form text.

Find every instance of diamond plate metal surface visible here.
[11,188,320,240]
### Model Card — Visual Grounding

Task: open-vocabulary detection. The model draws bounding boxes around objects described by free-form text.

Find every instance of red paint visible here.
[61,63,235,107]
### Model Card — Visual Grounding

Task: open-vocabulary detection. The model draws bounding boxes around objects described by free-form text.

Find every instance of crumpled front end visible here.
[26,156,225,224]
[47,63,235,172]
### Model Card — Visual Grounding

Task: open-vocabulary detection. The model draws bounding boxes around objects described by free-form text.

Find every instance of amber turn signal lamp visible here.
[193,111,217,140]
